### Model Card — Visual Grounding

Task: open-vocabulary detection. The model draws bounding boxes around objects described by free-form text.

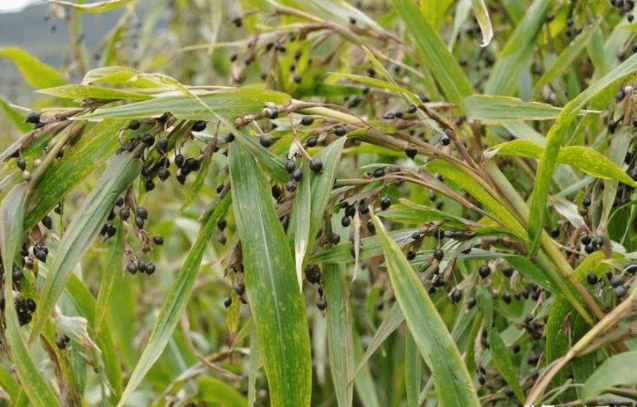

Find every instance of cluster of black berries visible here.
[15,297,36,326]
[580,234,605,254]
[56,335,71,350]
[304,265,326,310]
[610,0,635,22]
[523,314,544,341]
[564,17,584,38]
[224,265,247,308]
[175,153,202,185]
[587,268,632,299]
[126,260,156,275]
[32,243,48,263]
[25,110,44,129]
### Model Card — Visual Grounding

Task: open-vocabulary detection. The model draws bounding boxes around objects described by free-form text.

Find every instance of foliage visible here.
[2,0,637,406]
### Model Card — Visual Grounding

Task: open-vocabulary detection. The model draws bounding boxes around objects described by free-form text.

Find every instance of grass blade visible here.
[352,329,381,407]
[1,185,62,407]
[528,51,637,252]
[38,84,152,101]
[371,213,480,407]
[198,377,248,407]
[391,0,472,103]
[427,159,527,239]
[0,93,31,132]
[29,153,143,342]
[465,95,566,122]
[581,350,637,401]
[94,218,124,333]
[289,160,312,291]
[351,302,404,381]
[324,264,354,407]
[307,138,346,252]
[405,332,422,407]
[116,193,231,406]
[80,86,291,121]
[475,287,524,402]
[43,0,137,13]
[485,0,552,95]
[229,142,312,407]
[0,47,64,88]
[533,20,601,95]
[25,119,127,229]
[471,0,493,46]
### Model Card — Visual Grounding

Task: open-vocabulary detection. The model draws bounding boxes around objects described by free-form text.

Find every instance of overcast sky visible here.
[0,0,45,13]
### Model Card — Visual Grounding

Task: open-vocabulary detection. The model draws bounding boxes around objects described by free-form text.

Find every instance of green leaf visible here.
[327,73,418,100]
[351,302,404,380]
[485,0,552,95]
[371,214,480,407]
[581,350,637,401]
[79,86,291,121]
[25,119,127,229]
[289,161,312,291]
[528,51,637,252]
[475,287,524,402]
[307,138,346,252]
[489,141,637,187]
[29,153,143,342]
[405,333,422,407]
[229,142,312,407]
[0,93,31,132]
[391,0,473,103]
[0,364,20,403]
[198,377,248,407]
[426,160,527,239]
[63,273,123,398]
[43,0,137,13]
[0,47,64,88]
[465,95,565,122]
[324,264,354,407]
[352,329,382,407]
[38,84,152,101]
[505,256,560,293]
[82,66,164,88]
[558,146,637,187]
[116,193,231,406]
[1,185,62,407]
[420,0,454,27]
[380,200,472,227]
[534,20,601,94]
[94,218,124,333]
[470,0,493,46]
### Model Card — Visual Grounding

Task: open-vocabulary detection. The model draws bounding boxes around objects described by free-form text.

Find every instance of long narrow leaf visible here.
[324,264,354,407]
[116,193,231,406]
[528,51,637,252]
[371,214,480,407]
[29,153,143,342]
[391,0,472,103]
[0,47,64,88]
[229,142,312,407]
[1,185,62,407]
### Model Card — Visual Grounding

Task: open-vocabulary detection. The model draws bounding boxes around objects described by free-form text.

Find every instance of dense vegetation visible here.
[3,0,637,406]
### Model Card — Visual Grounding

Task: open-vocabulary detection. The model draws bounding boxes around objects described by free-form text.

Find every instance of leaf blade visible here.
[229,142,312,407]
[391,0,472,103]
[29,153,143,342]
[371,214,480,407]
[1,185,62,407]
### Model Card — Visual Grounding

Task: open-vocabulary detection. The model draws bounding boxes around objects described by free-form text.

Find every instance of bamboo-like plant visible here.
[2,0,637,406]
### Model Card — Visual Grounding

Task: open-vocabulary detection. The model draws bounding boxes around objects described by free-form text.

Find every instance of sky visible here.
[0,0,45,13]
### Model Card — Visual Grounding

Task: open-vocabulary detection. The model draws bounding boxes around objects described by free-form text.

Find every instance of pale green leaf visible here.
[371,214,480,407]
[0,47,64,88]
[229,142,312,407]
